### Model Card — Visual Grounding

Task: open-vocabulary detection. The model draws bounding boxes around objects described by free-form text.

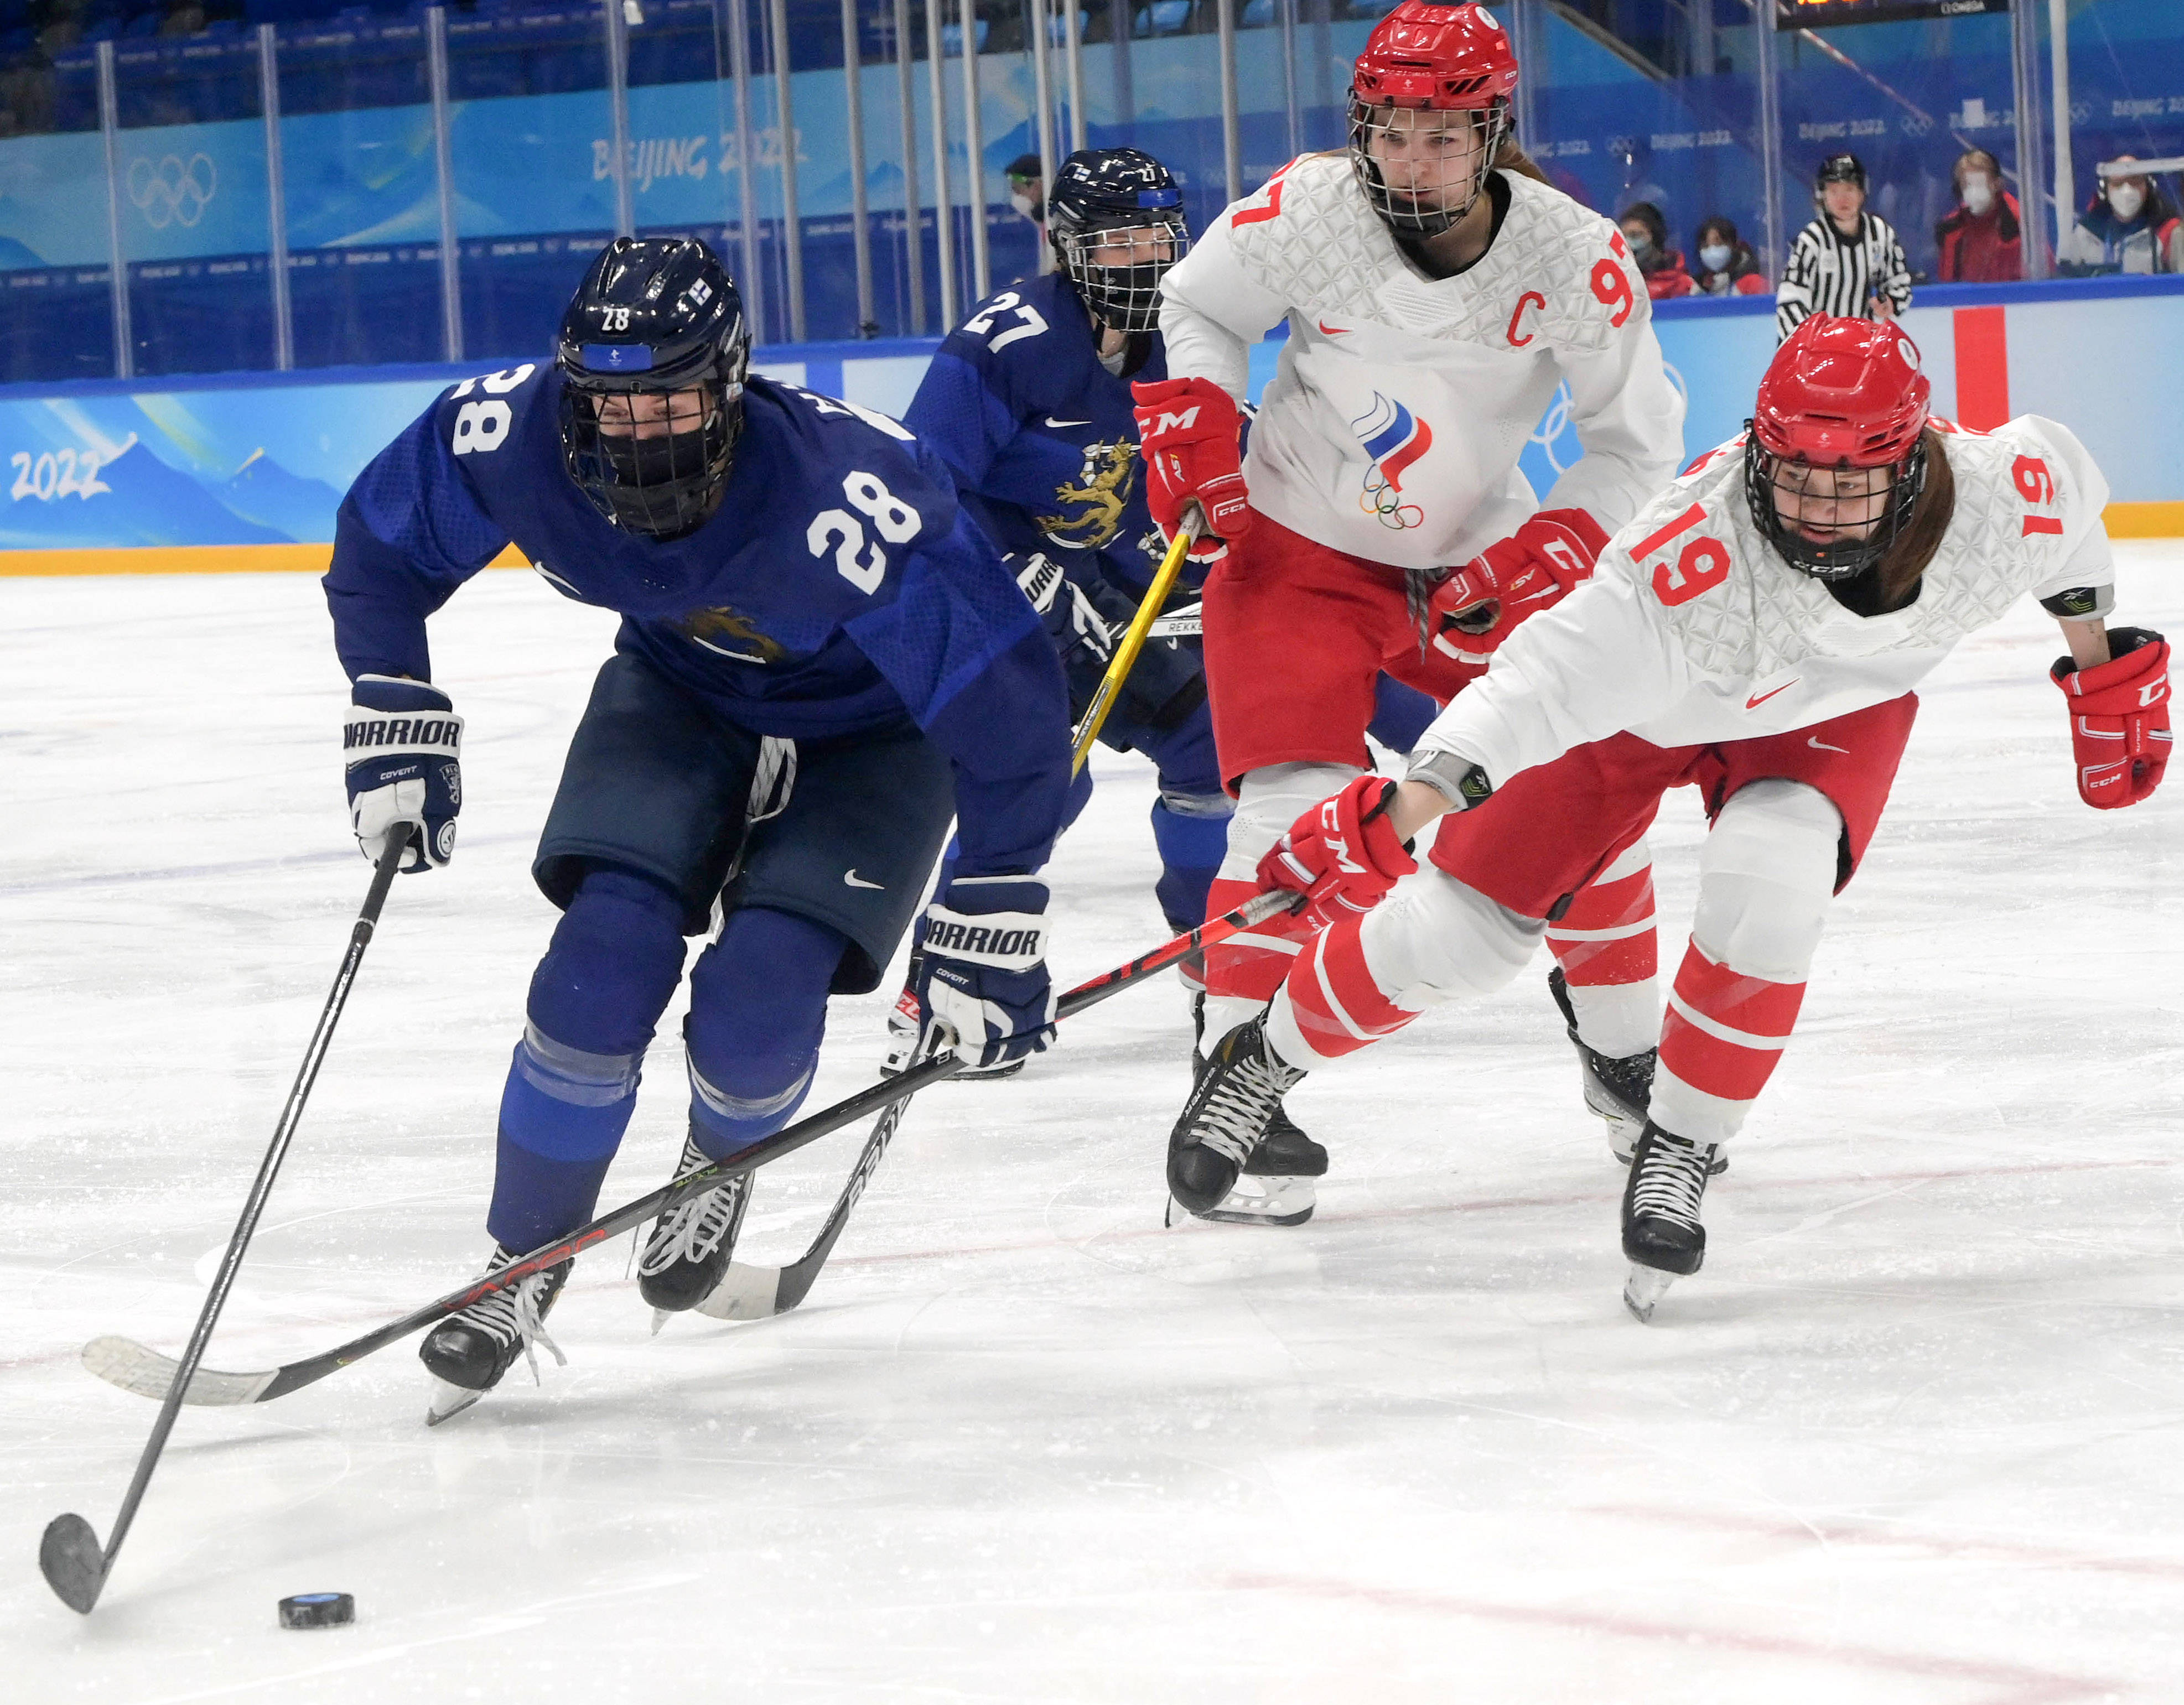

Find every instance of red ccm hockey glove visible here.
[2051,626,2171,808]
[1131,376,1251,563]
[1426,508,1611,660]
[1257,775,1419,930]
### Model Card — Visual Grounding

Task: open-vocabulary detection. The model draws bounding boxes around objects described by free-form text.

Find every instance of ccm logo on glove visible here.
[2050,626,2170,809]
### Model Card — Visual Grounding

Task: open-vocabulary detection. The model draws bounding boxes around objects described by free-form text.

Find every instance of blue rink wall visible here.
[2,276,2179,566]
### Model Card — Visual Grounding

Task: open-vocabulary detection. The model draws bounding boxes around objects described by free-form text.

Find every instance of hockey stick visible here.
[708,524,1208,1322]
[698,1023,950,1322]
[78,888,1303,1412]
[42,828,417,1615]
[1067,513,1196,771]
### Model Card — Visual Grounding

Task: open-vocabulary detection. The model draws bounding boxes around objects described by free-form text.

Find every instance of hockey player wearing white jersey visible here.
[1132,1,1687,1221]
[1169,315,2170,1317]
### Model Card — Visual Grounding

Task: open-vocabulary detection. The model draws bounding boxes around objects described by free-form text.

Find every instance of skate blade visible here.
[1179,1175,1317,1228]
[1622,1265,1678,1324]
[424,1377,484,1427]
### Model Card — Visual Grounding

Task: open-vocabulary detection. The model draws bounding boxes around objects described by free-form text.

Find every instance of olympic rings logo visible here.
[128,154,217,230]
[1527,364,1685,475]
[1358,465,1424,531]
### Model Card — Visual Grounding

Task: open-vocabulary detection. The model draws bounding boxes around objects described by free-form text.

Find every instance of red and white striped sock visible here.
[1267,913,1426,1065]
[1651,941,1807,1144]
[1545,839,1659,1058]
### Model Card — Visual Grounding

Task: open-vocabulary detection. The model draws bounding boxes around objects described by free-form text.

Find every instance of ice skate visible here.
[882,955,1023,1080]
[1187,992,1326,1224]
[1544,965,1710,1172]
[1620,1122,1720,1323]
[1169,1016,1311,1224]
[638,1130,754,1328]
[418,1244,570,1424]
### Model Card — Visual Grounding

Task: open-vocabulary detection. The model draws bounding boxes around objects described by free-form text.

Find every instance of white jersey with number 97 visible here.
[1155,152,1687,569]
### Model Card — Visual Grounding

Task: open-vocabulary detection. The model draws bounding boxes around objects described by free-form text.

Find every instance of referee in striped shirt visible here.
[1776,153,1912,341]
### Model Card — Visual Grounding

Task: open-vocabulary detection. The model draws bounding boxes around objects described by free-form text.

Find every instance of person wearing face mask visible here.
[1007,153,1057,275]
[1935,149,2021,283]
[1618,201,1697,300]
[2060,157,2183,276]
[1691,214,1767,296]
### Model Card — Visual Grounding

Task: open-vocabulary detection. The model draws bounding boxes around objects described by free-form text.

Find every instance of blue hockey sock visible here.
[1150,796,1231,935]
[487,868,687,1251]
[684,907,848,1161]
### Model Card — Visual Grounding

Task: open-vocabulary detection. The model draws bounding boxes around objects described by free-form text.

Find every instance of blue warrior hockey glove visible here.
[915,876,1056,1070]
[343,674,463,872]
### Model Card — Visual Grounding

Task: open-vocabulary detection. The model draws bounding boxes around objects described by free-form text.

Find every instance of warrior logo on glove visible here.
[344,675,465,872]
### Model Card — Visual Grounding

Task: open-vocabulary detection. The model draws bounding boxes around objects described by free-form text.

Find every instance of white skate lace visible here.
[639,1152,747,1277]
[1191,1042,1306,1169]
[463,1256,568,1385]
[1628,1135,1714,1230]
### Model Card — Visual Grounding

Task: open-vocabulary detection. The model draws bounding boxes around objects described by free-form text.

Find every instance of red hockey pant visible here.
[1195,510,1657,1037]
[1263,696,1917,1146]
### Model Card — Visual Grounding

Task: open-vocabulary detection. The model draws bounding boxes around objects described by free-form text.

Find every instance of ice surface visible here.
[3,550,2182,1702]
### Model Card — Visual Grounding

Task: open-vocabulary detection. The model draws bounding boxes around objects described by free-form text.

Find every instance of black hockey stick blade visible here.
[39,1513,106,1614]
[44,830,414,1612]
[80,888,1305,1405]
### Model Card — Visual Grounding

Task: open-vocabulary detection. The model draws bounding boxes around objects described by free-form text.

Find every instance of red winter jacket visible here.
[1641,249,1698,300]
[1936,191,2023,283]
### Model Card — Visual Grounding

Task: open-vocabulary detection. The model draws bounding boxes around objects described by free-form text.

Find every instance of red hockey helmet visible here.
[1744,315,1933,581]
[1348,3,1518,237]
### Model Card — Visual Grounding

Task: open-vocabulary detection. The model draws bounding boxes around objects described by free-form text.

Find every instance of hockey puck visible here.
[277,1592,355,1630]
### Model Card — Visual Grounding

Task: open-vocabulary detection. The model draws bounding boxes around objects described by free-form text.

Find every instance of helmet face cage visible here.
[1348,96,1510,237]
[560,361,746,542]
[556,238,751,542]
[1741,429,1927,583]
[1052,210,1190,334]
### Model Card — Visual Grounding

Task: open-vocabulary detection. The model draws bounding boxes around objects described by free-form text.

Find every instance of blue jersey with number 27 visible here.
[323,364,1071,879]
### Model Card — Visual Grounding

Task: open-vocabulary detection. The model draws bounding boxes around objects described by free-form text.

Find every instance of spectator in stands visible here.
[1935,148,2021,283]
[1691,215,1767,295]
[2059,158,2182,276]
[1776,152,1910,341]
[1007,152,1055,276]
[1617,201,1695,300]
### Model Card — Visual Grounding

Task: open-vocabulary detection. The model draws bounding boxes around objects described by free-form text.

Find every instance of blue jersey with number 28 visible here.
[323,364,1071,879]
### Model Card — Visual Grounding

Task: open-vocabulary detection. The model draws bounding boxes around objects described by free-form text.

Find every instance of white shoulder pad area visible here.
[1219,153,1393,321]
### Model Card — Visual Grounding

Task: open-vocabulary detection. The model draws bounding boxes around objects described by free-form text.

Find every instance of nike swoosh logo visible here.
[1807,736,1848,753]
[1745,680,1799,709]
[1316,320,1347,336]
[843,870,884,890]
[1042,416,1091,428]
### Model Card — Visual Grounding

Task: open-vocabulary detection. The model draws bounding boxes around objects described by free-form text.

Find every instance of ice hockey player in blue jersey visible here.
[323,237,1072,1421]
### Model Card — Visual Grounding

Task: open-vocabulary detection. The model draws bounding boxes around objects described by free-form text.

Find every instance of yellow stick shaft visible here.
[1068,519,1197,777]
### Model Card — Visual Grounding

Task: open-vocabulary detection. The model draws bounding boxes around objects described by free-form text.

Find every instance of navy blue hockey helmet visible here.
[1045,147,1189,335]
[556,237,751,540]
[1815,151,1867,198]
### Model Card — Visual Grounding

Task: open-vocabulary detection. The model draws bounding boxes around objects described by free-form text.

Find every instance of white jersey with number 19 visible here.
[1412,414,2118,787]
[1155,152,1687,570]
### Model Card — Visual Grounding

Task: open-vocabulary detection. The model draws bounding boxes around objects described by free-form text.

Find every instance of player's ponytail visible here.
[1493,141,1552,186]
[1874,427,1955,609]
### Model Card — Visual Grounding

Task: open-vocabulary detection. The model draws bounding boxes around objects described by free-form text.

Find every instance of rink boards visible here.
[1,274,2179,570]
